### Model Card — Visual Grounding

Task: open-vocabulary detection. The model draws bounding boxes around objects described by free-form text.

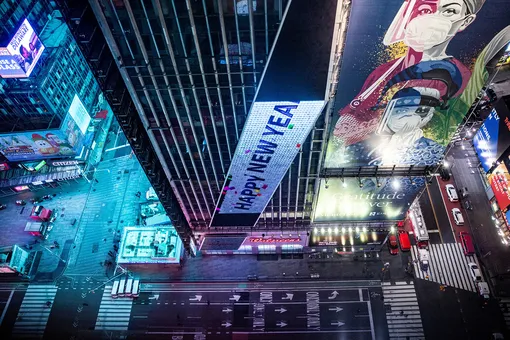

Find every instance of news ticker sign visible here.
[210,100,326,227]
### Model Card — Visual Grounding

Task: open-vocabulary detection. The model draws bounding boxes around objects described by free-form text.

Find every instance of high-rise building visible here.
[56,0,345,251]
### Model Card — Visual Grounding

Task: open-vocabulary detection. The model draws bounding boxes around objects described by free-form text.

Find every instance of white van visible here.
[452,208,464,225]
[445,184,459,202]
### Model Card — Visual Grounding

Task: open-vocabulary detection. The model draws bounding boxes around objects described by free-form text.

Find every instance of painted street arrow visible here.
[328,291,339,300]
[275,308,287,314]
[189,295,202,301]
[329,307,343,313]
[148,294,160,300]
[222,308,233,313]
[229,295,241,302]
[331,321,345,327]
[281,293,294,300]
[221,322,232,328]
[276,321,287,328]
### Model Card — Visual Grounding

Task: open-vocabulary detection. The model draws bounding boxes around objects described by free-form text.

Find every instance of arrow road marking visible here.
[281,293,294,300]
[328,291,339,300]
[221,322,232,328]
[275,308,287,314]
[329,307,343,313]
[331,321,345,327]
[229,295,241,302]
[276,321,287,328]
[222,308,232,313]
[189,295,202,301]
[148,294,160,300]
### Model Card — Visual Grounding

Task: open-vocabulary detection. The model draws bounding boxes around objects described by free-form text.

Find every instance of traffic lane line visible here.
[437,176,471,243]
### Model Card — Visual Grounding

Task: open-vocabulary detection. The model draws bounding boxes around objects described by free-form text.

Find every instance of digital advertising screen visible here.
[489,163,510,212]
[6,19,45,77]
[474,109,500,172]
[324,0,510,168]
[0,48,26,78]
[210,100,326,227]
[313,176,425,222]
[0,130,77,162]
[67,95,91,135]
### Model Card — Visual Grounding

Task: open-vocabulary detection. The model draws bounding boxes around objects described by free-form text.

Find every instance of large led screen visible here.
[67,95,91,134]
[210,100,326,227]
[0,48,26,78]
[489,163,510,212]
[474,109,500,172]
[6,19,45,77]
[324,0,510,168]
[314,176,425,222]
[0,130,77,162]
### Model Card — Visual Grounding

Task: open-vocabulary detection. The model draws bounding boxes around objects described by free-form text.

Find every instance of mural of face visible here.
[384,0,483,59]
[404,0,476,54]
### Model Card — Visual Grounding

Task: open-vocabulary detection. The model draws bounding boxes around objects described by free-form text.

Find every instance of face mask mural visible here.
[325,0,509,168]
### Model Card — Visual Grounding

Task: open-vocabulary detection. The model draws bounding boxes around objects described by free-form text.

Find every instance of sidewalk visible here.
[447,142,510,297]
[64,155,151,277]
[120,248,408,284]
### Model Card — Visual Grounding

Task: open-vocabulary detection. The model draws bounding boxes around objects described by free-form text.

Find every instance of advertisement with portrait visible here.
[313,176,425,222]
[489,163,510,212]
[0,130,77,162]
[0,48,26,78]
[6,19,45,77]
[324,0,510,168]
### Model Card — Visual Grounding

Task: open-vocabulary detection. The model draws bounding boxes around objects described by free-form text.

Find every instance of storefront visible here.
[487,164,510,245]
[199,232,309,255]
[309,226,389,253]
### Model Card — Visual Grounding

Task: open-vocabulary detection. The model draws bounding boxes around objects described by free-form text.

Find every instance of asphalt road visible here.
[427,177,455,243]
[128,282,386,340]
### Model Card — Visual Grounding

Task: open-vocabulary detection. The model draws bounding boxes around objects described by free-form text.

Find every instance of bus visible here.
[117,276,126,297]
[131,279,140,298]
[409,204,429,248]
[111,280,120,299]
[125,278,133,297]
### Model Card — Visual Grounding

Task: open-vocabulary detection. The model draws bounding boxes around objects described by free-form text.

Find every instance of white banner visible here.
[212,100,325,219]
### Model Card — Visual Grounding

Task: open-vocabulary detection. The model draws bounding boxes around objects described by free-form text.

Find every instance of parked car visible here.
[468,262,482,282]
[445,184,459,202]
[388,234,399,255]
[452,208,465,225]
[460,232,475,255]
[398,230,411,252]
[0,204,6,210]
[15,200,26,206]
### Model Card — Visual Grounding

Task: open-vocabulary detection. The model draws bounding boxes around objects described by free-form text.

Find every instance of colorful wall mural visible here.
[325,0,510,168]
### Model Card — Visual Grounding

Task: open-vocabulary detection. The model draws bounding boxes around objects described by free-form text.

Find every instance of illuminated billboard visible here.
[324,0,510,168]
[0,130,77,162]
[5,19,45,78]
[474,109,500,172]
[210,100,325,227]
[474,99,510,172]
[0,48,26,78]
[67,95,91,135]
[313,177,425,222]
[489,163,510,212]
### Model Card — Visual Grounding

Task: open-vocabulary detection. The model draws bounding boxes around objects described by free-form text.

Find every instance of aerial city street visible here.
[1,0,510,339]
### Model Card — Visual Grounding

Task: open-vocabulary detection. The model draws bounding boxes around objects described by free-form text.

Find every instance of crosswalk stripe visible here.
[411,244,478,292]
[95,285,133,331]
[382,282,425,340]
[12,285,58,338]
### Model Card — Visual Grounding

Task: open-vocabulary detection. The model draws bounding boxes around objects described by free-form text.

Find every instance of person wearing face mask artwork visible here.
[328,0,485,167]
